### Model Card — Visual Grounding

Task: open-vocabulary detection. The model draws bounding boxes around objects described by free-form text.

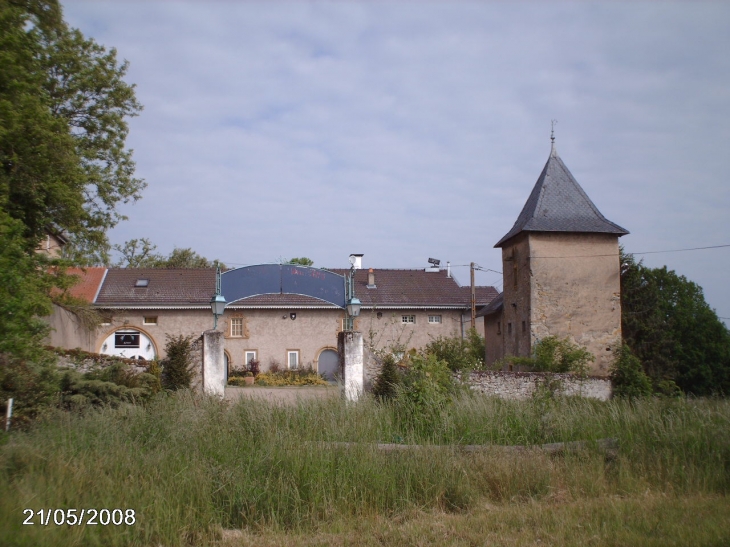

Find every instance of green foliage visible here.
[0,356,60,428]
[372,354,400,400]
[286,257,314,267]
[112,238,225,269]
[59,365,154,409]
[0,212,55,363]
[1,0,144,264]
[506,336,594,377]
[254,367,328,386]
[610,344,652,399]
[621,249,730,396]
[424,328,485,372]
[397,352,456,412]
[160,334,195,391]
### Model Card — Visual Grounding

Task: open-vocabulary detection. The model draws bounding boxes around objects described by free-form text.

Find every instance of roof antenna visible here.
[550,119,557,154]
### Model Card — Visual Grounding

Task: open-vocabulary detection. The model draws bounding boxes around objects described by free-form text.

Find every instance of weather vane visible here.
[550,119,557,143]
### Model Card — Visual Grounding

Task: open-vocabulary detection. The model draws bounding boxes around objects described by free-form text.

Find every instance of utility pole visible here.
[470,262,476,332]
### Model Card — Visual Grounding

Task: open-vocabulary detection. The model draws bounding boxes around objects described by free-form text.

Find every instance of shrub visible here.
[506,336,594,377]
[247,358,261,377]
[398,353,456,410]
[372,354,400,401]
[160,334,196,390]
[610,344,652,398]
[424,328,485,372]
[255,367,328,386]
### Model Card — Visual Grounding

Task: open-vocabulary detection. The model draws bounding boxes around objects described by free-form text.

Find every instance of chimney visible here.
[447,261,451,278]
[349,254,363,270]
[367,268,376,289]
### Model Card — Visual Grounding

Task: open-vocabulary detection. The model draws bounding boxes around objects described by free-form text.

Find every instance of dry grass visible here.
[1,391,728,546]
[218,493,730,547]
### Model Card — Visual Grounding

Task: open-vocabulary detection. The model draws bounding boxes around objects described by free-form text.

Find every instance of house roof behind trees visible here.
[95,268,216,306]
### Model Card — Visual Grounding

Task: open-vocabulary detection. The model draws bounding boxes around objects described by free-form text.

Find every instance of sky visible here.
[62,1,730,324]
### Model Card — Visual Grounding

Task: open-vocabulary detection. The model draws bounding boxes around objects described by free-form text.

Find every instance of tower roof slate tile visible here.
[495,146,629,247]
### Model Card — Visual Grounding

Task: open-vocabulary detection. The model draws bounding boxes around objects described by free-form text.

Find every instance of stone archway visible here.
[98,327,157,361]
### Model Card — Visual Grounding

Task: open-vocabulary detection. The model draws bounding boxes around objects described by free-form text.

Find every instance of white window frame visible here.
[401,315,415,324]
[244,350,257,365]
[428,315,442,324]
[287,350,299,370]
[230,317,243,337]
[143,316,158,325]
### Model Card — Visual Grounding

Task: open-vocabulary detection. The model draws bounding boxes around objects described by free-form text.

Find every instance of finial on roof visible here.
[550,119,557,155]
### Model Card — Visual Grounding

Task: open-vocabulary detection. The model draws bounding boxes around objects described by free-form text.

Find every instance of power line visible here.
[530,243,730,260]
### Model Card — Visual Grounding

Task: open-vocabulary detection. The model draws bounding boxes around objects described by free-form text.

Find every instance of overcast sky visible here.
[63,1,730,324]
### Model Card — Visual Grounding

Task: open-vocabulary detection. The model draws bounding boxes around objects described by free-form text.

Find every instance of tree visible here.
[1,0,144,263]
[286,257,314,267]
[0,0,142,363]
[160,334,195,391]
[621,249,730,396]
[112,238,163,268]
[113,239,225,269]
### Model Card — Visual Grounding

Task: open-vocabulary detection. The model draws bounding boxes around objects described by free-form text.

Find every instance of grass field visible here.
[1,391,729,546]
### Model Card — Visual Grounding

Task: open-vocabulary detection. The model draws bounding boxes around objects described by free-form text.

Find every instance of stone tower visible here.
[492,142,629,374]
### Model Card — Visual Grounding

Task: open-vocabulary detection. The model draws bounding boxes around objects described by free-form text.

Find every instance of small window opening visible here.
[135,279,149,287]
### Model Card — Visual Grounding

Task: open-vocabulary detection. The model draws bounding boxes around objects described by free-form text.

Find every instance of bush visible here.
[397,353,456,411]
[424,328,485,372]
[372,354,400,401]
[160,334,196,390]
[506,336,594,377]
[610,344,652,398]
[255,367,328,386]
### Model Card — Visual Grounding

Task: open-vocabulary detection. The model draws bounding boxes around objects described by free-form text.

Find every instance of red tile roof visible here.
[95,268,216,305]
[328,269,499,308]
[63,267,107,303]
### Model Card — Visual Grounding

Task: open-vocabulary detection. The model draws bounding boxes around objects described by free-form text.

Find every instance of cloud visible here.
[62,1,730,320]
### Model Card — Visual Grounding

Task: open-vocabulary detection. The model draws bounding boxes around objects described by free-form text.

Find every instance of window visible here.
[428,315,442,324]
[288,350,299,370]
[507,322,512,335]
[244,351,257,365]
[230,318,243,337]
[402,315,415,324]
[134,279,149,287]
[497,321,501,335]
[143,316,158,325]
[522,321,526,333]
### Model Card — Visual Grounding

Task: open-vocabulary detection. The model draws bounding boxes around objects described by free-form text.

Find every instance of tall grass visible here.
[1,392,729,546]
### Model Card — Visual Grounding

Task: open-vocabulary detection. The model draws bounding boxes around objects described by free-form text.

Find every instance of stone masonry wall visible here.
[466,370,611,401]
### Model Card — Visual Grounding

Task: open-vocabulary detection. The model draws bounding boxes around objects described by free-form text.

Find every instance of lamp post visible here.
[344,263,361,331]
[210,265,227,329]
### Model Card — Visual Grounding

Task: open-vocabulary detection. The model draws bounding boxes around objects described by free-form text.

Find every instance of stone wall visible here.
[465,370,611,401]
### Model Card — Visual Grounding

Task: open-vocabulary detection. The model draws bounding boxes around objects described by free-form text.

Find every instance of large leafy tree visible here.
[621,249,730,396]
[113,238,225,269]
[0,0,144,262]
[0,0,142,364]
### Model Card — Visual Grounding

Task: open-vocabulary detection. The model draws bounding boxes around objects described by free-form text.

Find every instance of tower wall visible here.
[500,233,533,361]
[527,232,621,375]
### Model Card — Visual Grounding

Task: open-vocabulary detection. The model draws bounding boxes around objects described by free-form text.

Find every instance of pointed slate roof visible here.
[495,145,629,247]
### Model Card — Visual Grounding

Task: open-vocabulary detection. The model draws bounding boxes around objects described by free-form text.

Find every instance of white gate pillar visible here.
[202,329,225,397]
[338,330,364,402]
